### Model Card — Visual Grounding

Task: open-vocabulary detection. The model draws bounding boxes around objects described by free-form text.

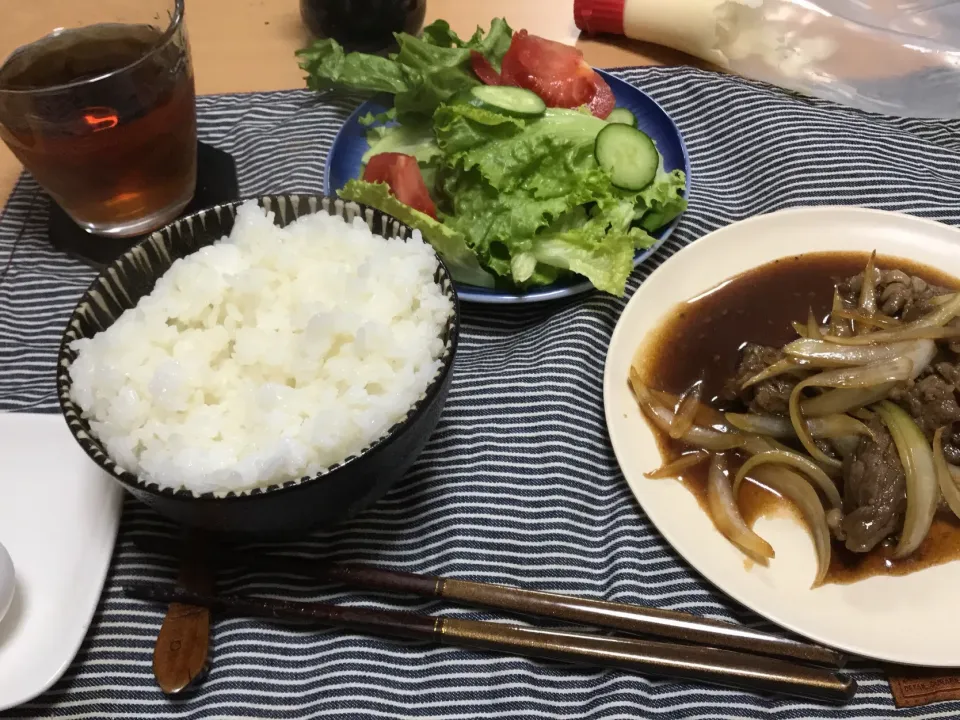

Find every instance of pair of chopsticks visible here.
[126,536,855,703]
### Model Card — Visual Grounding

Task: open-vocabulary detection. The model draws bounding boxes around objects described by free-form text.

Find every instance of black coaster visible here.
[47,141,240,269]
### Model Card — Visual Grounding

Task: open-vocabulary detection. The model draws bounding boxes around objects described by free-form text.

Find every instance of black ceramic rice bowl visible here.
[56,194,459,537]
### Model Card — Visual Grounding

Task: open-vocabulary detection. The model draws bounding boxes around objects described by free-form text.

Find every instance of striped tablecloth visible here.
[2,66,959,719]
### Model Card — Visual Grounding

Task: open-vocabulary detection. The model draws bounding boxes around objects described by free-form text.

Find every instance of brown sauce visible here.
[638,251,960,584]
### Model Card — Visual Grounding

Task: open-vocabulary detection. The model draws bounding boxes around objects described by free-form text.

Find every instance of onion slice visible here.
[801,384,896,417]
[832,308,901,329]
[741,358,809,388]
[822,293,960,345]
[792,322,829,339]
[796,357,915,390]
[732,450,844,511]
[875,401,939,559]
[651,388,728,429]
[929,293,957,307]
[807,307,822,340]
[788,358,914,469]
[750,466,832,587]
[824,325,960,345]
[725,412,872,441]
[724,411,789,436]
[628,370,746,451]
[830,435,862,460]
[706,453,775,561]
[645,451,710,479]
[743,435,793,455]
[669,379,703,440]
[790,398,842,470]
[933,428,960,521]
[783,338,935,371]
[828,288,852,337]
[858,250,878,324]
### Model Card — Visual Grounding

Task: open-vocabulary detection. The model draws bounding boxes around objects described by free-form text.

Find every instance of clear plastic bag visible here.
[709,0,960,117]
[577,0,960,118]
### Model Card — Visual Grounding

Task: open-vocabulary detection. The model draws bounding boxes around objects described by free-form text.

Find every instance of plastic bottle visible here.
[574,0,960,118]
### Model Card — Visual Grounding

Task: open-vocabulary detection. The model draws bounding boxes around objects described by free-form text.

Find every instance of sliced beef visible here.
[889,370,960,438]
[948,318,960,356]
[721,343,797,415]
[815,438,840,462]
[841,417,907,553]
[936,361,960,386]
[887,362,960,463]
[943,425,960,466]
[838,268,950,319]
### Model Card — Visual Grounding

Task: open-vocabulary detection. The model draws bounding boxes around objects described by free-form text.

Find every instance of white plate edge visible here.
[0,416,123,712]
[603,206,960,666]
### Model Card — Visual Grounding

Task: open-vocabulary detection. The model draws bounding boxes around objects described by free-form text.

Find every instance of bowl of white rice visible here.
[56,195,459,536]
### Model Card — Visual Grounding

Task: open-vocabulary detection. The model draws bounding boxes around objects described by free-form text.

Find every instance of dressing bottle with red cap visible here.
[573,0,960,119]
[574,0,731,65]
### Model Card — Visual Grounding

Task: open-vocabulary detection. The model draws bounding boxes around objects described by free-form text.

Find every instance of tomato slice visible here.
[470,50,502,86]
[588,75,615,119]
[362,153,438,220]
[500,30,609,116]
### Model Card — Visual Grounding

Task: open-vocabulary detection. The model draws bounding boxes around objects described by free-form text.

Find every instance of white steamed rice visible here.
[68,201,453,495]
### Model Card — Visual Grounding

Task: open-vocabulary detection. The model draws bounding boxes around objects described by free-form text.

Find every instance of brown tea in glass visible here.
[0,0,196,238]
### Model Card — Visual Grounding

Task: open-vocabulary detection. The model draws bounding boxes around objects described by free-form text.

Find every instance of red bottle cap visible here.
[574,0,626,36]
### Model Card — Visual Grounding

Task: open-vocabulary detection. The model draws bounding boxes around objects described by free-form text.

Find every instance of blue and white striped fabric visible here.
[2,66,959,719]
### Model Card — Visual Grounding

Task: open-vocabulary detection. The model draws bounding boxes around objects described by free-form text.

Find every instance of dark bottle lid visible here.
[300,0,427,53]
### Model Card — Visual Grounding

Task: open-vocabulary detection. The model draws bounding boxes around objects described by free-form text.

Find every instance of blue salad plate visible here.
[324,69,691,304]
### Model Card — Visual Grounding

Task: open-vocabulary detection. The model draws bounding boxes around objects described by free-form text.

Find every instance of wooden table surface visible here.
[0,0,701,206]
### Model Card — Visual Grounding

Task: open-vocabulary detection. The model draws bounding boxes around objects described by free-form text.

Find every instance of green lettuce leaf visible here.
[298,20,513,121]
[358,108,397,127]
[526,204,655,295]
[530,211,637,296]
[438,166,589,279]
[420,20,463,48]
[496,206,648,295]
[594,197,660,250]
[435,107,608,196]
[338,179,496,288]
[636,169,688,231]
[361,123,441,166]
[296,40,415,94]
[421,18,513,71]
[389,35,477,120]
[465,18,513,71]
[433,103,525,156]
[432,103,674,295]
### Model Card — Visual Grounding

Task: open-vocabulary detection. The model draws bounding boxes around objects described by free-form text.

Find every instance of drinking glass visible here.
[0,0,197,238]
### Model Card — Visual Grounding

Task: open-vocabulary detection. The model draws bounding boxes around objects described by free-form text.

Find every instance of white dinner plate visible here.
[0,413,122,711]
[604,206,960,667]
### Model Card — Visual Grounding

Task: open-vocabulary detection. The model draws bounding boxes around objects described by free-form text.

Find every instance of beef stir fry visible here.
[629,253,960,586]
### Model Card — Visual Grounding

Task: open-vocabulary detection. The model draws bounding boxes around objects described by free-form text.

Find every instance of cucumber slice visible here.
[594,123,658,191]
[468,85,546,118]
[607,108,637,127]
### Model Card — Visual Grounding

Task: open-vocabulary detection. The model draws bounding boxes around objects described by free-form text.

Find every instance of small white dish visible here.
[604,206,960,667]
[0,413,122,711]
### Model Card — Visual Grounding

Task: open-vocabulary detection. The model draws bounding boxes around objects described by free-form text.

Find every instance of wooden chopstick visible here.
[125,582,856,703]
[131,535,846,669]
[151,532,213,695]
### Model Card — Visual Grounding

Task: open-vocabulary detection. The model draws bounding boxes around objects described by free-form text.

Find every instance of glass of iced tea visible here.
[0,0,196,238]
